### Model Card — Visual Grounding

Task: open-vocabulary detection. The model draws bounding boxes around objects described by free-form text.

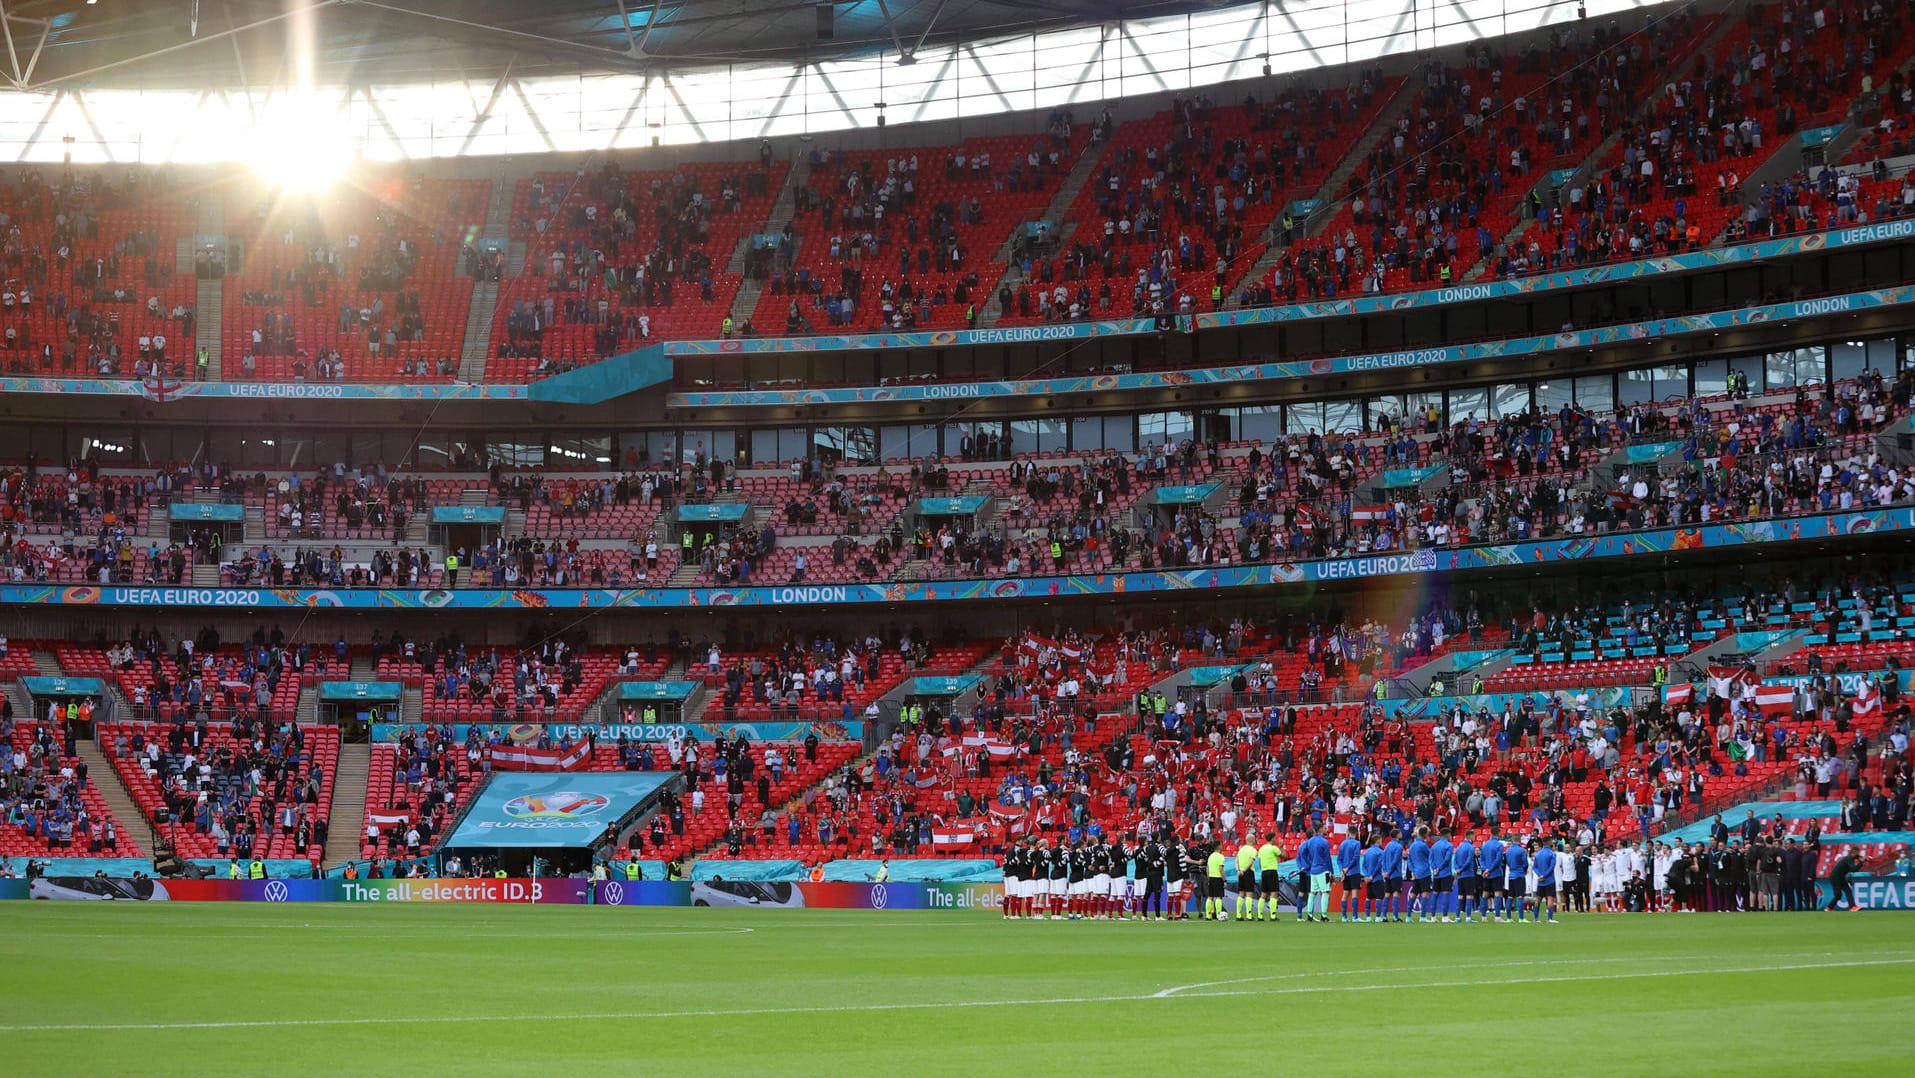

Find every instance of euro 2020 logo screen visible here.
[503,792,612,819]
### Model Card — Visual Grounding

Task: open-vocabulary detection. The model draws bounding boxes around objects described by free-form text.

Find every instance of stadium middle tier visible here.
[9,359,1912,597]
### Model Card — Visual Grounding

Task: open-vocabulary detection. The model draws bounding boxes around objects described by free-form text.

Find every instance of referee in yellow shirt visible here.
[1256,832,1286,921]
[1234,839,1258,920]
[1204,842,1228,920]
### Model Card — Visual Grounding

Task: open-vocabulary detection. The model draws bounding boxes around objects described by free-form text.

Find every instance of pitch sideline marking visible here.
[1148,952,1825,997]
[1141,948,1911,997]
[3,955,1909,1033]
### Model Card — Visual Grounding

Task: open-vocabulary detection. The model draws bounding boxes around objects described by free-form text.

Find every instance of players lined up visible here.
[1001,822,1590,921]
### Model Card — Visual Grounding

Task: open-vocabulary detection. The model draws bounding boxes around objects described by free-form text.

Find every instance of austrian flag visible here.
[1707,665,1758,700]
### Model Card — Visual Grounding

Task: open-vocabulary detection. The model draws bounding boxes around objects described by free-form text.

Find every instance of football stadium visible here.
[1,0,1915,1071]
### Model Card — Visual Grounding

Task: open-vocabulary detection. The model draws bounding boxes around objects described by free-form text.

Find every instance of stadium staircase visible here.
[195,193,225,380]
[1233,76,1419,291]
[724,152,812,331]
[459,281,499,382]
[324,743,371,870]
[74,738,149,858]
[1823,35,1915,164]
[1298,76,1419,239]
[1734,132,1819,206]
[2,679,32,725]
[295,684,320,725]
[977,134,1111,327]
[458,178,516,382]
[31,650,63,680]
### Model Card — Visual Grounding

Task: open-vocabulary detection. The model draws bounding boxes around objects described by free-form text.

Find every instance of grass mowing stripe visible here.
[7,954,1907,1033]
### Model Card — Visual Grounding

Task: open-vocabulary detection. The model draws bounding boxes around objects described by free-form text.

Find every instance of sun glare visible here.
[248,98,352,193]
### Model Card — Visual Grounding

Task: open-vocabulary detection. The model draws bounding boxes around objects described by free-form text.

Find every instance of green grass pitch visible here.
[1,904,1910,1075]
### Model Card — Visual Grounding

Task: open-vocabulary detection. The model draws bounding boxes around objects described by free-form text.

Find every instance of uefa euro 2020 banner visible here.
[5,876,1005,910]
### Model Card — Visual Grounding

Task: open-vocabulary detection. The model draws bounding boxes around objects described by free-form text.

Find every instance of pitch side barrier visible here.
[7,505,1910,611]
[0,877,1004,910]
[1815,876,1915,910]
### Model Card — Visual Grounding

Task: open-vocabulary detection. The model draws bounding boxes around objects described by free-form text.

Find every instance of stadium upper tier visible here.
[0,0,1907,397]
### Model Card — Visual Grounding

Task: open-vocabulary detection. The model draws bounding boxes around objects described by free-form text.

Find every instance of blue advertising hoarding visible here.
[917,496,989,515]
[319,681,402,702]
[911,675,982,696]
[1152,484,1220,505]
[20,676,105,696]
[168,503,245,522]
[428,506,507,525]
[617,681,701,700]
[678,503,750,523]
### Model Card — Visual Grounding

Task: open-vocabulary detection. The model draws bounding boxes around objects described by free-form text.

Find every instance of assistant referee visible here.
[1205,841,1228,921]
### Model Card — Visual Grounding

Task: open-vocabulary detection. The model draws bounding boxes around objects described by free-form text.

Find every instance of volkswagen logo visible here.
[262,880,290,902]
[603,881,625,906]
[869,883,888,909]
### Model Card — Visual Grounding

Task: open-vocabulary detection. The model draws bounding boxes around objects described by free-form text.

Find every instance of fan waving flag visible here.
[1707,664,1757,700]
[1854,680,1883,716]
[931,826,977,846]
[1019,632,1058,657]
[488,741,593,771]
[1664,683,1693,706]
[1754,684,1795,711]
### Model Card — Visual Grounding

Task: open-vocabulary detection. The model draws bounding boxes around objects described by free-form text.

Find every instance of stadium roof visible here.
[1,0,1214,89]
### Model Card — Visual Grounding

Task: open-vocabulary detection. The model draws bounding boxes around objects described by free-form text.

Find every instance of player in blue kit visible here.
[1530,840,1559,923]
[1380,830,1406,922]
[1452,833,1477,922]
[1503,838,1530,922]
[1428,829,1454,923]
[1477,834,1505,922]
[1406,826,1433,922]
[1297,823,1333,922]
[1335,831,1362,921]
[1359,835,1385,922]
